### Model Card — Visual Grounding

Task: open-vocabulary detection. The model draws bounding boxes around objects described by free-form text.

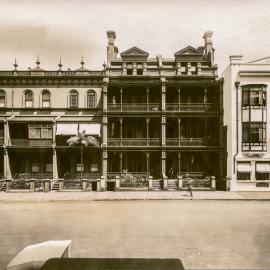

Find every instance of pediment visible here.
[175,46,202,56]
[120,47,149,57]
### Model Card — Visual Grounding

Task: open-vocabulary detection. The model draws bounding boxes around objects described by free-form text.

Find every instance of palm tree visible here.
[67,130,98,181]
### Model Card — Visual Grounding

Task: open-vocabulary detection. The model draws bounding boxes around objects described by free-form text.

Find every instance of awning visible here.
[6,240,71,270]
[56,123,78,135]
[237,162,252,172]
[256,163,270,172]
[79,124,101,136]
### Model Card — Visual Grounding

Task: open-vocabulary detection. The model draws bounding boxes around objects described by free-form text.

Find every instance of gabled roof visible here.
[246,56,270,64]
[175,46,203,56]
[120,46,149,57]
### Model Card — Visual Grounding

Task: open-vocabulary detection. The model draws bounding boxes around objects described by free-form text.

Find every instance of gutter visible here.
[233,82,240,173]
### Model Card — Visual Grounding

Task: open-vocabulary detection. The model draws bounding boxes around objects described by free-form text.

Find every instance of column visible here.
[161,117,166,146]
[102,116,108,146]
[102,150,107,177]
[178,88,181,111]
[161,78,166,111]
[197,62,202,75]
[4,120,10,146]
[176,62,181,75]
[120,117,123,146]
[178,152,181,177]
[146,152,149,177]
[52,118,56,145]
[122,63,127,75]
[146,88,149,111]
[3,148,11,179]
[146,118,149,146]
[120,152,123,174]
[132,63,137,75]
[178,118,181,146]
[187,62,191,75]
[120,88,123,112]
[161,151,166,176]
[53,148,58,180]
[204,118,208,145]
[204,87,208,110]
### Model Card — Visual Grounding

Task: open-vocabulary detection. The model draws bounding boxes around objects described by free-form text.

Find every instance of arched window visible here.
[87,90,96,109]
[70,90,78,108]
[42,90,51,108]
[25,90,33,108]
[0,90,6,108]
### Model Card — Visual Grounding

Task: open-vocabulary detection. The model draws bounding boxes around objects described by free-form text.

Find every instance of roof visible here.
[246,56,270,64]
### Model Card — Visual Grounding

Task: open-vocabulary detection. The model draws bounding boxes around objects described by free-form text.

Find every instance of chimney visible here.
[107,30,116,65]
[203,31,214,65]
[229,55,243,65]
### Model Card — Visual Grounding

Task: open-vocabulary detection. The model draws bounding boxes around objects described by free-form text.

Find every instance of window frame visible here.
[87,90,96,109]
[0,90,6,108]
[41,90,51,108]
[25,90,33,108]
[69,90,79,109]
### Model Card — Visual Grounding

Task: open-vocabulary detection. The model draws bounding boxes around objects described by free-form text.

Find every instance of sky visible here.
[0,0,269,74]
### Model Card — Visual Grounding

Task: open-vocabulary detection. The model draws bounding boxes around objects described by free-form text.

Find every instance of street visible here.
[0,201,270,269]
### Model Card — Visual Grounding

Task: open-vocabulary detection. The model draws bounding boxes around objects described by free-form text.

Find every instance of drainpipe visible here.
[233,82,240,173]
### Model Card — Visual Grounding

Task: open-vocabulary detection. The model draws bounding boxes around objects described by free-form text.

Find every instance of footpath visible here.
[1,191,270,202]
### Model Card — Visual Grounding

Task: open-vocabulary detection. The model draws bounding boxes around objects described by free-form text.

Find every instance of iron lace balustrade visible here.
[165,103,213,112]
[108,138,160,146]
[166,138,206,146]
[9,139,53,147]
[14,173,53,180]
[107,103,160,112]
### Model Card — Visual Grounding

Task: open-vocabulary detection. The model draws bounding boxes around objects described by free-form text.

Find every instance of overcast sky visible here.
[0,0,269,73]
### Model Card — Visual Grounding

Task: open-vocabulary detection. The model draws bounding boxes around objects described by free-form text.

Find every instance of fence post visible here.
[44,180,50,192]
[29,179,35,192]
[5,179,11,192]
[115,176,120,191]
[211,176,216,191]
[82,179,88,192]
[58,179,64,192]
[148,176,153,191]
[177,176,183,190]
[100,176,106,192]
[226,177,231,191]
[96,178,101,192]
[163,175,168,191]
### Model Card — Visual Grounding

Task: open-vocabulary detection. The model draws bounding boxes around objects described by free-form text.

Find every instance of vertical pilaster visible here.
[178,88,181,111]
[161,78,166,111]
[197,62,202,75]
[4,120,9,146]
[102,116,108,146]
[146,118,149,146]
[178,118,181,146]
[132,63,137,75]
[102,150,108,177]
[120,117,123,146]
[176,62,181,75]
[120,152,123,174]
[161,151,166,177]
[161,116,166,146]
[146,152,149,177]
[120,88,123,112]
[52,118,56,145]
[122,63,127,75]
[102,78,108,112]
[187,62,191,75]
[143,63,147,75]
[204,87,208,110]
[146,88,149,111]
[53,147,58,180]
[3,148,11,179]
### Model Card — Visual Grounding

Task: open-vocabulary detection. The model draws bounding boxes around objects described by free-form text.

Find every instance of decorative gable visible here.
[174,46,204,61]
[120,47,149,62]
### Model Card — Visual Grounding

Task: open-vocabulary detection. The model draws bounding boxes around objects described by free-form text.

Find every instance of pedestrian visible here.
[186,182,193,199]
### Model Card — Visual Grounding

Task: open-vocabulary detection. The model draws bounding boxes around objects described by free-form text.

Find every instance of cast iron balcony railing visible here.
[9,139,53,147]
[108,138,160,146]
[166,103,214,112]
[107,103,160,112]
[166,138,206,146]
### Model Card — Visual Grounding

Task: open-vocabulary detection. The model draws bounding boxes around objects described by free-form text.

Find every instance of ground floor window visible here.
[237,172,250,180]
[256,172,269,180]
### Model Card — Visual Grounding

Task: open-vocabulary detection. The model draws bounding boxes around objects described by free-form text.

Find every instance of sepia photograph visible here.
[0,0,270,269]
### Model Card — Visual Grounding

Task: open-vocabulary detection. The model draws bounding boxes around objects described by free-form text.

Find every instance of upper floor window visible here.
[29,123,53,139]
[70,90,78,108]
[87,90,96,109]
[25,90,33,108]
[0,90,6,108]
[242,85,266,107]
[42,90,51,108]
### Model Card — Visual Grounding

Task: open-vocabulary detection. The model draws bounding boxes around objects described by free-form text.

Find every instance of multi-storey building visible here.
[0,31,225,192]
[223,55,270,191]
[103,31,225,190]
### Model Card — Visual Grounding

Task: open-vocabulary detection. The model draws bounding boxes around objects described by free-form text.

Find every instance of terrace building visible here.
[0,31,225,192]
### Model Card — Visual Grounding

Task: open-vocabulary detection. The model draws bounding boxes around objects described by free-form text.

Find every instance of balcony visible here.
[14,172,53,179]
[166,138,206,146]
[107,103,160,112]
[9,139,53,147]
[166,103,214,112]
[108,138,160,146]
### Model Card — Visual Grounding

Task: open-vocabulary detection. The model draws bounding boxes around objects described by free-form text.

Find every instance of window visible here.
[87,90,96,109]
[237,162,251,180]
[42,90,51,108]
[256,162,270,180]
[76,164,84,172]
[25,90,33,108]
[127,68,133,75]
[70,90,78,108]
[242,123,266,150]
[0,90,6,108]
[45,163,53,173]
[28,123,53,139]
[242,86,266,107]
[32,164,40,173]
[237,172,250,180]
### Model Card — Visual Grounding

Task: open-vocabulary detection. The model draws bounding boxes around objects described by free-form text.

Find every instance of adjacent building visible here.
[223,56,270,191]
